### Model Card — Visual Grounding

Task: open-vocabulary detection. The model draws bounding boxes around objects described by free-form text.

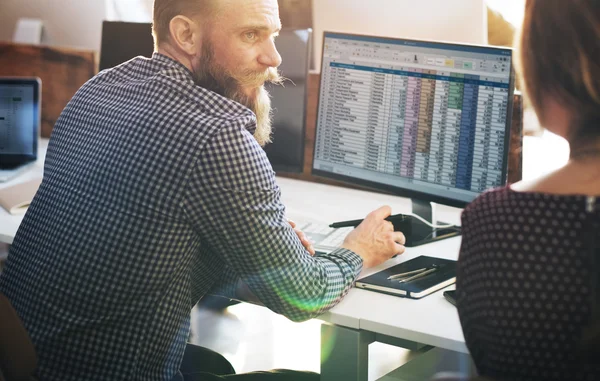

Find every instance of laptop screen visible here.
[0,78,40,164]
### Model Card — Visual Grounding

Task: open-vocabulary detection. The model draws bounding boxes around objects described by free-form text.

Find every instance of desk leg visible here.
[320,324,375,381]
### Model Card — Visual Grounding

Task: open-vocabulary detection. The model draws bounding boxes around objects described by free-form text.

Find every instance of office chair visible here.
[0,292,37,381]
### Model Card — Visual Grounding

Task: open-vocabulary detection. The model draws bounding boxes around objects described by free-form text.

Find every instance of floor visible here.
[190,299,422,381]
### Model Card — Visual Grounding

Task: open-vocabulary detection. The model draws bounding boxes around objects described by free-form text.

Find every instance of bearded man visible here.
[0,1,405,380]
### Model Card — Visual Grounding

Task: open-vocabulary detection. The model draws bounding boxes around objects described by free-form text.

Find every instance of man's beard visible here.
[191,43,282,147]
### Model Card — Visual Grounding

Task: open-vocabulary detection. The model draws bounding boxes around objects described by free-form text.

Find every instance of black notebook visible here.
[355,256,457,299]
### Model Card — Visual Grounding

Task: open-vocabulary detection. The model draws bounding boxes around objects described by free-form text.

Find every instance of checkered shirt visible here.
[0,53,363,381]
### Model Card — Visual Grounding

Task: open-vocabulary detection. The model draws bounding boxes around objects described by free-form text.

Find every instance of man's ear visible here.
[168,15,202,56]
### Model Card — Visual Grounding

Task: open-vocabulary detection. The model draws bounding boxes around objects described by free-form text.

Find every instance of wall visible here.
[311,0,488,71]
[0,0,106,52]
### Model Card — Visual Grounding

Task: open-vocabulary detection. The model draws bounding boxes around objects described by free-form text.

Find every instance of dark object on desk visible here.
[0,42,96,138]
[329,213,408,229]
[331,214,460,247]
[443,290,457,307]
[355,256,456,299]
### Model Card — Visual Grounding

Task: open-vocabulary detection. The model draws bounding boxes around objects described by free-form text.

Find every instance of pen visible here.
[398,268,437,283]
[387,268,427,280]
[329,213,408,229]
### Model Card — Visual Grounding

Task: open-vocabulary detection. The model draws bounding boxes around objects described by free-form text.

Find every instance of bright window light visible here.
[486,0,526,27]
[105,0,152,22]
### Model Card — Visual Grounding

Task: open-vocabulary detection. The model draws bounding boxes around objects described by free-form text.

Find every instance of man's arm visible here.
[182,119,363,322]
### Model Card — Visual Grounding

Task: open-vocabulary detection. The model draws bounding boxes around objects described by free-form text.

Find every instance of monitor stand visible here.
[402,199,461,247]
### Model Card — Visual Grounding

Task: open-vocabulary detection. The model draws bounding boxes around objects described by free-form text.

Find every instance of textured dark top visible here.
[0,54,362,381]
[457,186,600,381]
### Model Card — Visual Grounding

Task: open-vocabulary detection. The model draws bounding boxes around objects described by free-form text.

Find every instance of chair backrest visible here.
[0,292,37,381]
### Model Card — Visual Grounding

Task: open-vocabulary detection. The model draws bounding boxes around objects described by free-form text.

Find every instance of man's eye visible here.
[245,32,257,41]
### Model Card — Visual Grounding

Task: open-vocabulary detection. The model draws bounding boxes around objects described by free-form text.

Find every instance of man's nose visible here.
[258,38,282,68]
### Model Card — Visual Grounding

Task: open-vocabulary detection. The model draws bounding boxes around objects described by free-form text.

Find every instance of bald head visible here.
[152,0,220,49]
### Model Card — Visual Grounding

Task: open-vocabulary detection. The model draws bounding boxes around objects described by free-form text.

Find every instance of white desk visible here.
[276,130,570,381]
[0,139,48,244]
[279,177,465,381]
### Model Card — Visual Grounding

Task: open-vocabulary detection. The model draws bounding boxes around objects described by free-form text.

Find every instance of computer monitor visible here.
[99,21,154,71]
[263,28,311,173]
[312,32,515,246]
[311,0,488,71]
[0,78,40,168]
[100,22,310,173]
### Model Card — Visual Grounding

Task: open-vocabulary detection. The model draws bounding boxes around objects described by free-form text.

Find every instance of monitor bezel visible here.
[311,31,516,209]
[0,77,41,166]
[265,28,313,174]
[99,21,154,71]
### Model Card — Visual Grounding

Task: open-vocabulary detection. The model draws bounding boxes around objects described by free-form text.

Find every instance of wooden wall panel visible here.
[0,42,96,138]
[278,0,313,29]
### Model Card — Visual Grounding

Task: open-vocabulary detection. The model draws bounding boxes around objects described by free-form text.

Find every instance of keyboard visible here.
[293,218,354,253]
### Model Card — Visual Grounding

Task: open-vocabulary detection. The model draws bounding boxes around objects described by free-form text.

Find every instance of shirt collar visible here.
[149,53,257,134]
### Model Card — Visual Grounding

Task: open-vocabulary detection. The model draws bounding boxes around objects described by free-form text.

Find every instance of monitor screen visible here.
[0,79,40,165]
[312,32,515,208]
[99,21,154,71]
[263,29,311,173]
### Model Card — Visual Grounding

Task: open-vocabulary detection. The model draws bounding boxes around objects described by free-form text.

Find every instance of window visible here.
[105,0,153,22]
[486,0,526,27]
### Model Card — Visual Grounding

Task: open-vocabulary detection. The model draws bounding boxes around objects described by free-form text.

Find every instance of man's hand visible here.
[341,206,406,268]
[288,219,316,256]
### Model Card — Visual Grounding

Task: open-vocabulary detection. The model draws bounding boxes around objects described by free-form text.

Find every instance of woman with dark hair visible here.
[456,1,600,380]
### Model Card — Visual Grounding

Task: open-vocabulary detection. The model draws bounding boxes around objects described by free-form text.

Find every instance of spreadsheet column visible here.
[316,65,338,161]
[441,73,464,187]
[427,71,451,185]
[386,74,409,176]
[328,67,372,166]
[414,70,437,181]
[486,86,509,188]
[455,75,480,190]
[365,71,392,172]
[400,69,422,178]
[471,85,495,192]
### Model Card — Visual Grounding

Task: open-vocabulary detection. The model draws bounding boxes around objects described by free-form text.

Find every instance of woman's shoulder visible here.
[463,185,589,225]
[463,186,516,217]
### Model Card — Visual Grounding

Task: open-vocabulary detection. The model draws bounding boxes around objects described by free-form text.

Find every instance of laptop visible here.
[0,77,41,182]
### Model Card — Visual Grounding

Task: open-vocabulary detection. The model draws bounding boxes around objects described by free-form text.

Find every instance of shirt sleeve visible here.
[181,118,363,322]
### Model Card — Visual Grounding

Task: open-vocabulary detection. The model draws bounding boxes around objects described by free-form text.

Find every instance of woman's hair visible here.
[519,0,600,359]
[517,0,600,144]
